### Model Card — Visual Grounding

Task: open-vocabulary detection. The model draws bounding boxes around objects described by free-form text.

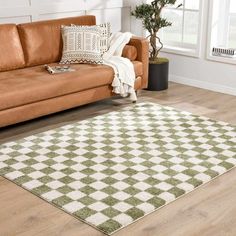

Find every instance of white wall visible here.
[161,53,236,96]
[0,0,132,33]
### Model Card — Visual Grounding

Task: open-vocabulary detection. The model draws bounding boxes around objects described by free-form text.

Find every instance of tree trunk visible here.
[150,32,158,61]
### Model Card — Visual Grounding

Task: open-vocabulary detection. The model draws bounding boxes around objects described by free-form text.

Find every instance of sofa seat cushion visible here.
[0,61,143,111]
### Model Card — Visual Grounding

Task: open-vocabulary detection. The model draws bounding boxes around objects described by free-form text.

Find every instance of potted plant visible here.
[132,0,181,91]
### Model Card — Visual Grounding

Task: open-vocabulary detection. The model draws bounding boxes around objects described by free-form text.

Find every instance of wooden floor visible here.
[0,82,236,236]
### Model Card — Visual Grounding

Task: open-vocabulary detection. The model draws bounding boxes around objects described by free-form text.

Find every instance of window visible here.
[229,1,236,48]
[208,0,236,64]
[159,0,202,56]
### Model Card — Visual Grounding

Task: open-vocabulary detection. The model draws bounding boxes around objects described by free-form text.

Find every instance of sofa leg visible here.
[132,91,138,103]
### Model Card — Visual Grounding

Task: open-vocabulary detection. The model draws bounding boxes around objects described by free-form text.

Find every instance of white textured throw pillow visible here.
[70,23,111,55]
[99,23,111,54]
[60,25,103,64]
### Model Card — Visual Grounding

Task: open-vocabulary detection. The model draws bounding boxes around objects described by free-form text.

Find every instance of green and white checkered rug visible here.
[0,103,235,235]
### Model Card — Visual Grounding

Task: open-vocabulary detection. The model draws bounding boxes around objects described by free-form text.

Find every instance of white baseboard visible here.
[169,74,236,96]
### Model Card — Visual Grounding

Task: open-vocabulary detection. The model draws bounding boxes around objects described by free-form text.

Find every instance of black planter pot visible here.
[147,58,169,91]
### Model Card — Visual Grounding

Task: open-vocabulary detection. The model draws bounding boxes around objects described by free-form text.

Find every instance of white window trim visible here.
[162,46,200,58]
[160,0,204,58]
[206,0,236,65]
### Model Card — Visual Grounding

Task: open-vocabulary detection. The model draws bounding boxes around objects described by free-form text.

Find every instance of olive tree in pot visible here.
[132,0,181,91]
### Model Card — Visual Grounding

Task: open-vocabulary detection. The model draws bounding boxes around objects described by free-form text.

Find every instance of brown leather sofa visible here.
[0,15,149,128]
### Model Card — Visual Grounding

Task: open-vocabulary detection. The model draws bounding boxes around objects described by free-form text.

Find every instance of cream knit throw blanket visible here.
[103,32,137,101]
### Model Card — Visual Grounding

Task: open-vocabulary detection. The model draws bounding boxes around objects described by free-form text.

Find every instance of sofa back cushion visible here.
[0,24,25,72]
[17,15,96,67]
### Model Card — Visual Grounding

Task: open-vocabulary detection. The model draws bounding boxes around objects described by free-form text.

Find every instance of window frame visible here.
[207,0,236,65]
[160,0,204,58]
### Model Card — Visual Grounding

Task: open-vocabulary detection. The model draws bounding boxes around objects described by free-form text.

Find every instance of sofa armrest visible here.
[127,36,149,89]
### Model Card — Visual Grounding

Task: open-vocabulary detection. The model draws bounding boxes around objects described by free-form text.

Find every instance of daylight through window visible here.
[160,0,201,51]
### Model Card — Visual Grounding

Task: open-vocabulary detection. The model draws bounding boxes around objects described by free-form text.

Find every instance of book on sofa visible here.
[44,65,75,74]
